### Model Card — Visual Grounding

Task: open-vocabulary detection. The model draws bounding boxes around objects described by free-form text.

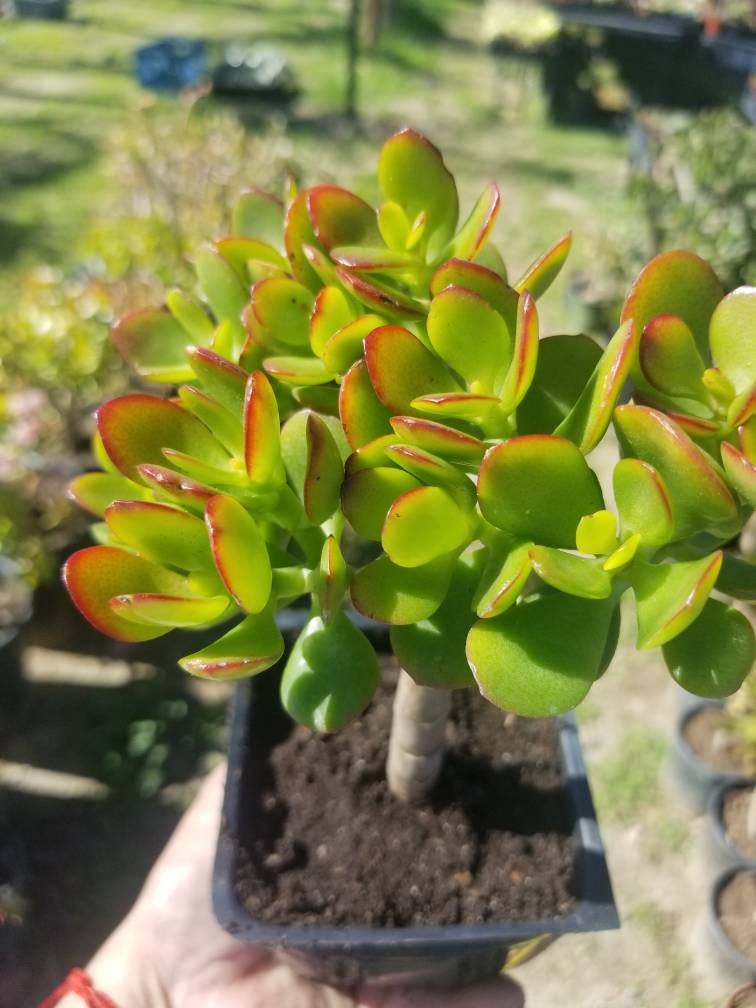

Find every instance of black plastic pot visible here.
[12,0,68,19]
[212,660,619,989]
[666,700,747,815]
[707,782,756,877]
[708,867,756,985]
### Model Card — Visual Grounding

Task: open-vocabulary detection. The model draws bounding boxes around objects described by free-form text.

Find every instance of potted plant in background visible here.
[62,129,755,988]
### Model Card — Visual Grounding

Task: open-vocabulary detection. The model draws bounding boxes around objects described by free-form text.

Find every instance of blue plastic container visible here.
[135,37,207,93]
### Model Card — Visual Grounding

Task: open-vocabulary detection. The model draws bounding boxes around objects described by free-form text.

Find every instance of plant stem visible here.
[386,669,451,803]
[747,784,756,842]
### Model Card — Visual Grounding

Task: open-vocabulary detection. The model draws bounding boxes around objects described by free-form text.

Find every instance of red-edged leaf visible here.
[330,246,416,274]
[639,314,706,400]
[243,371,285,488]
[631,553,723,650]
[410,391,500,422]
[721,441,756,508]
[105,500,212,571]
[389,416,485,463]
[284,189,323,291]
[339,360,393,448]
[621,249,723,362]
[206,495,272,614]
[232,187,284,246]
[112,308,194,383]
[426,285,511,392]
[382,485,471,567]
[306,185,378,250]
[137,464,216,512]
[68,472,147,517]
[450,183,500,261]
[335,267,425,320]
[351,552,456,625]
[318,535,348,624]
[430,258,517,333]
[186,347,247,415]
[321,313,383,374]
[180,605,284,680]
[498,290,538,411]
[708,285,755,395]
[384,443,475,499]
[474,538,533,619]
[304,413,344,524]
[613,458,674,547]
[97,395,227,484]
[63,546,184,642]
[341,466,421,540]
[262,355,335,386]
[215,236,288,283]
[513,232,572,299]
[309,285,354,357]
[364,324,460,413]
[249,276,314,351]
[110,593,230,627]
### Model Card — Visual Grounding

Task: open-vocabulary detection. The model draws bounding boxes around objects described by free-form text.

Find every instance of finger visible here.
[361,976,524,1008]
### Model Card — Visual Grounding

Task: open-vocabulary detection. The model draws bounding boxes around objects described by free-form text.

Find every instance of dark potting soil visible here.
[718,870,756,962]
[723,786,756,861]
[235,662,577,928]
[684,706,746,773]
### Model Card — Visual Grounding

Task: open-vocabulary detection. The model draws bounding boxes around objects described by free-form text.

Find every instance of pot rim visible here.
[676,700,749,782]
[708,866,756,972]
[709,781,756,871]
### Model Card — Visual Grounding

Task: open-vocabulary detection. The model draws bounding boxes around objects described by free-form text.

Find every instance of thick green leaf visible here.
[351,552,456,624]
[110,592,230,627]
[206,495,272,614]
[344,434,396,475]
[449,183,500,261]
[430,259,517,333]
[708,286,755,395]
[68,472,147,517]
[603,533,641,572]
[721,441,756,508]
[216,236,288,284]
[195,242,248,350]
[716,550,756,601]
[280,613,379,732]
[105,500,211,572]
[474,537,532,619]
[331,245,417,275]
[391,548,485,688]
[389,416,485,464]
[613,458,674,547]
[378,129,458,253]
[639,314,706,400]
[307,185,378,250]
[180,605,284,680]
[186,348,247,415]
[662,598,754,698]
[263,356,335,386]
[292,384,340,416]
[621,249,723,361]
[137,464,216,512]
[249,277,314,350]
[178,386,243,456]
[335,267,425,320]
[467,593,616,716]
[166,290,214,343]
[318,535,348,624]
[284,189,322,292]
[513,232,571,300]
[244,370,285,488]
[365,324,460,412]
[112,309,194,383]
[427,286,511,393]
[614,405,740,540]
[63,546,183,642]
[97,395,228,484]
[321,314,383,374]
[410,391,499,423]
[665,592,753,697]
[498,291,538,411]
[517,333,602,436]
[529,545,612,599]
[382,485,471,567]
[631,552,723,650]
[304,413,343,524]
[378,200,411,250]
[555,319,638,453]
[339,360,393,448]
[478,435,604,548]
[309,285,354,356]
[384,443,475,499]
[341,466,421,540]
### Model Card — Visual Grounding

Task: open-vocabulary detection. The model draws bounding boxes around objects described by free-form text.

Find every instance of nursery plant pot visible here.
[212,645,619,989]
[667,700,748,814]
[12,0,68,18]
[708,867,756,986]
[707,782,756,876]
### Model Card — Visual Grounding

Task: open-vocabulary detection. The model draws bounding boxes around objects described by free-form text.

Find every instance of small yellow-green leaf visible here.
[603,533,641,572]
[576,510,618,556]
[513,232,572,299]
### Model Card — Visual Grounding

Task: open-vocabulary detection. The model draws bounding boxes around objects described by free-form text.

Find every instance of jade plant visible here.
[63,129,755,805]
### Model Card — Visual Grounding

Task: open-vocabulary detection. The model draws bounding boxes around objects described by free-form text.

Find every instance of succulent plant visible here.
[63,129,755,803]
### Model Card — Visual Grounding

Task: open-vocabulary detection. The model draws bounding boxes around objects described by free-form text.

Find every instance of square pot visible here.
[212,640,619,989]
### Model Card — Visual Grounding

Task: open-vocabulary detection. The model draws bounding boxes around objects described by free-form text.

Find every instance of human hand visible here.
[66,764,524,1008]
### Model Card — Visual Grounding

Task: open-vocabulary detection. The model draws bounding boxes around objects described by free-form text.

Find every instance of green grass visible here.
[632,902,708,1008]
[594,729,666,822]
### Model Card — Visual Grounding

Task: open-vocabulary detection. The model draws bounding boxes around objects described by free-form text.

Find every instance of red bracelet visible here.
[38,968,119,1008]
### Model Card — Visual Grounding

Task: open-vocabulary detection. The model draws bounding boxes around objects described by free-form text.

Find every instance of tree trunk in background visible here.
[345,0,361,121]
[386,669,451,803]
[365,0,382,49]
